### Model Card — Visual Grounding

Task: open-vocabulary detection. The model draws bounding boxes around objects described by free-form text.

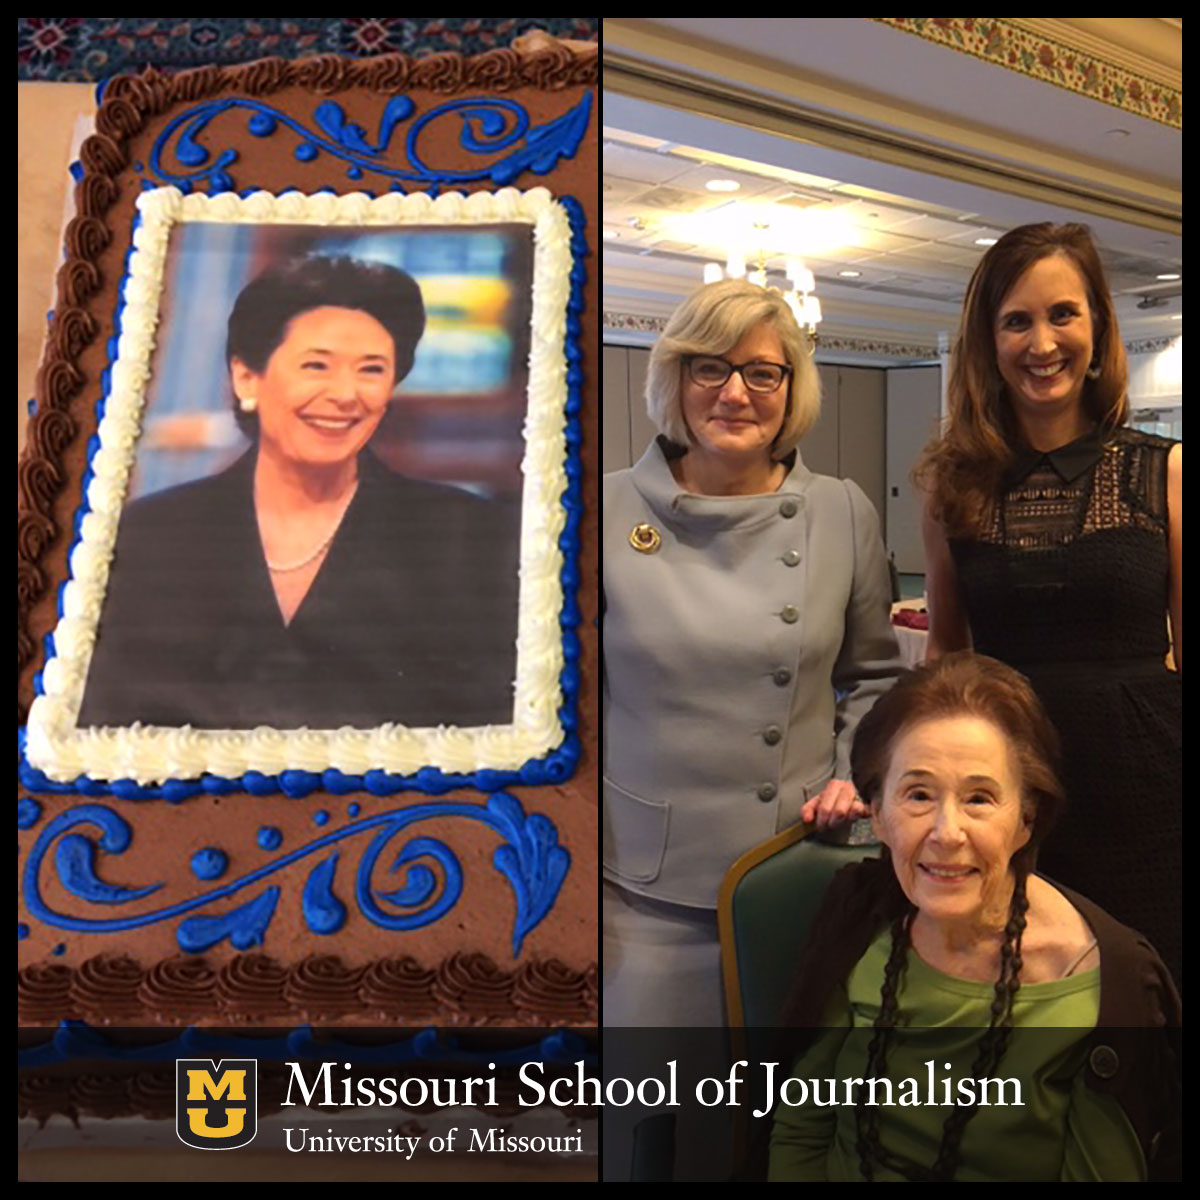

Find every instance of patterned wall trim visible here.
[602,312,667,334]
[1126,336,1179,356]
[606,313,1179,360]
[603,312,938,359]
[17,18,598,81]
[872,18,1181,130]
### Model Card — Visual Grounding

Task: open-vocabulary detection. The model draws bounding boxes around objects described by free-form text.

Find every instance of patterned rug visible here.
[17,18,598,81]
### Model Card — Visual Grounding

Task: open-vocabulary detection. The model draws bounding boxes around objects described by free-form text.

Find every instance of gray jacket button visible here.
[782,550,801,567]
[1088,1045,1119,1079]
[762,725,782,745]
[781,604,799,624]
[773,667,792,686]
[757,782,778,802]
[779,499,798,518]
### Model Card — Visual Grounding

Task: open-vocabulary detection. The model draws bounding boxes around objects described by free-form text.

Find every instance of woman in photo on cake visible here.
[914,223,1182,987]
[79,255,519,731]
[768,653,1180,1182]
[602,278,904,1026]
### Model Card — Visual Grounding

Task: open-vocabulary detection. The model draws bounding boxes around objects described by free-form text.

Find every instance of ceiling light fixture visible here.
[838,270,862,278]
[1157,273,1181,281]
[706,179,740,192]
[975,237,998,247]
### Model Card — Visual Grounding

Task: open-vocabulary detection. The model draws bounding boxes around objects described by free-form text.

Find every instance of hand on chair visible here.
[800,779,868,831]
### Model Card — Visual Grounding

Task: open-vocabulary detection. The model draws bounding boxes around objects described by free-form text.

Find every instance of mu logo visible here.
[175,1058,258,1150]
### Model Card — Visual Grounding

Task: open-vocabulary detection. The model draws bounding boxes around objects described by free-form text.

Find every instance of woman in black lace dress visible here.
[918,223,1182,986]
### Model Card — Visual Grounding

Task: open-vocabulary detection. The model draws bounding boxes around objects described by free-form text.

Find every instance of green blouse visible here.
[768,928,1144,1182]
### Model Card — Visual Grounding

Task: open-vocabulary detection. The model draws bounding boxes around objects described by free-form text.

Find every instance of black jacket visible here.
[78,448,520,730]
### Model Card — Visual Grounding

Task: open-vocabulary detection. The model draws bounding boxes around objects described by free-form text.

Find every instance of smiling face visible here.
[871,715,1032,929]
[231,306,397,470]
[994,254,1095,430]
[679,322,789,467]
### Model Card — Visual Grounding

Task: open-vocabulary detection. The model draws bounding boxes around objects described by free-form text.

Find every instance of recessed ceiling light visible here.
[838,270,862,278]
[1157,273,1181,280]
[1170,314,1182,320]
[975,237,998,246]
[706,179,740,192]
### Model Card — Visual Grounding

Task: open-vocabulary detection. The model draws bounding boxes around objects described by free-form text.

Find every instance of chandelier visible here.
[703,229,822,347]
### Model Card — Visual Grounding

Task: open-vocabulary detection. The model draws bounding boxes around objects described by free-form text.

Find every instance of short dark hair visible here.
[225,255,426,437]
[851,652,1065,877]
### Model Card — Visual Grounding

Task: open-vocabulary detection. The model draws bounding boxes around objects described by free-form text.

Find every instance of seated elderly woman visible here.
[768,653,1179,1182]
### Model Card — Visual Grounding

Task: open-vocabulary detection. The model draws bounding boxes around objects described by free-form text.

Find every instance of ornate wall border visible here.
[603,312,938,360]
[873,18,1181,130]
[605,312,1179,361]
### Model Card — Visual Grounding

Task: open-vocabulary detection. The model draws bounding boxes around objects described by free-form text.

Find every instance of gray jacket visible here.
[603,440,903,908]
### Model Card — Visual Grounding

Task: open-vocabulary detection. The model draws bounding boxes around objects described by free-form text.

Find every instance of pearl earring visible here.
[239,395,258,413]
[1085,361,1101,380]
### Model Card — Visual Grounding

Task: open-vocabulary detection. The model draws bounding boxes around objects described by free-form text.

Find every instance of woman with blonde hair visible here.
[603,278,903,1025]
[917,223,1181,985]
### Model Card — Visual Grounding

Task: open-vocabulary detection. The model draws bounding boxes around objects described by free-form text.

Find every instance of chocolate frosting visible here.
[359,956,438,1016]
[17,963,73,1023]
[138,957,218,1015]
[17,38,598,1029]
[512,957,595,1021]
[19,954,598,1025]
[71,955,146,1021]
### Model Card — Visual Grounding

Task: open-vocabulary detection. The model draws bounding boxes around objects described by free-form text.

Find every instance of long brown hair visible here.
[916,223,1129,537]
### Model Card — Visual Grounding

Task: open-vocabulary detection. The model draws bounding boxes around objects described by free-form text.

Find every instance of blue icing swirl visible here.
[23,794,568,956]
[18,924,29,940]
[302,853,347,935]
[176,887,280,953]
[190,847,228,881]
[18,797,42,830]
[257,826,283,852]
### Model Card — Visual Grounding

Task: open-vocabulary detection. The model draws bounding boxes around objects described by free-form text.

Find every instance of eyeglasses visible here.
[684,355,791,393]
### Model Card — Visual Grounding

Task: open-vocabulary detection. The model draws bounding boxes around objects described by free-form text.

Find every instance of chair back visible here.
[719,826,876,1029]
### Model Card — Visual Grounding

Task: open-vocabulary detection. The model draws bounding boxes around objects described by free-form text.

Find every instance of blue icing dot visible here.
[248,112,277,137]
[348,803,360,817]
[257,826,283,851]
[18,798,42,830]
[295,143,318,162]
[18,924,29,941]
[347,164,363,180]
[191,847,228,881]
[52,944,66,956]
[314,810,330,826]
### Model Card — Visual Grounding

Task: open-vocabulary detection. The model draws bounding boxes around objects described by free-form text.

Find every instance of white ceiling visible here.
[603,19,1183,362]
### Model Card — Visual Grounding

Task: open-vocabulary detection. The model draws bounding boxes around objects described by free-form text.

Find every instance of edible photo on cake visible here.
[24,187,579,789]
[80,221,531,730]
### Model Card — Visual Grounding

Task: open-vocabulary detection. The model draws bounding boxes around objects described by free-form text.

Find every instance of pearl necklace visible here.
[263,481,359,573]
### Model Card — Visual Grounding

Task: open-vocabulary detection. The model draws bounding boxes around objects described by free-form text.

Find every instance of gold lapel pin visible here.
[629,523,662,554]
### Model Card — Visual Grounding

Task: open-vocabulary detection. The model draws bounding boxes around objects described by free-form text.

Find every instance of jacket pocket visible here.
[602,777,670,884]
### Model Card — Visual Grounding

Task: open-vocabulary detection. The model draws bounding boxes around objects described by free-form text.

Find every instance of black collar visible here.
[1008,427,1106,485]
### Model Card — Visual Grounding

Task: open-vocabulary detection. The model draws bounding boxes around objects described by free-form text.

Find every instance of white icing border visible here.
[25,187,571,785]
